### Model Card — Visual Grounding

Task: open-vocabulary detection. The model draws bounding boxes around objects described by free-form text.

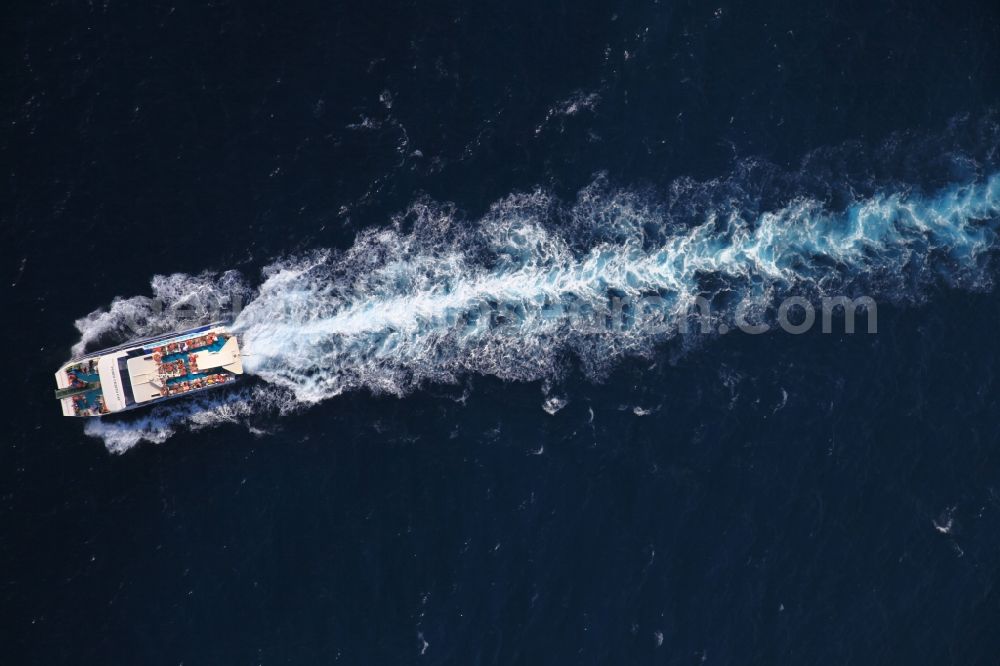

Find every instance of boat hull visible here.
[55,322,244,417]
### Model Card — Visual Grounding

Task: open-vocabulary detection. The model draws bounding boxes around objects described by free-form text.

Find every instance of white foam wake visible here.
[77,170,1000,451]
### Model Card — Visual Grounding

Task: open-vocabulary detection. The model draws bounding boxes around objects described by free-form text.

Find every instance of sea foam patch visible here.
[235,173,1000,400]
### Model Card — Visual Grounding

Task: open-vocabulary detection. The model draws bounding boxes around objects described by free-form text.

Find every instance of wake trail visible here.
[76,168,1000,452]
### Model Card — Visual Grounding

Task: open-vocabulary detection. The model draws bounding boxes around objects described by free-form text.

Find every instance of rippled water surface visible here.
[5,0,1000,663]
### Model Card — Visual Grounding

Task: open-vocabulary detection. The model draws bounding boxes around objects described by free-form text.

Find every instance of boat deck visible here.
[135,331,240,402]
[63,360,108,416]
[55,323,243,417]
[154,335,228,362]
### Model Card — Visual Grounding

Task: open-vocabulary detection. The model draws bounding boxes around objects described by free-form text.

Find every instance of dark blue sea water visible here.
[5,0,1000,663]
